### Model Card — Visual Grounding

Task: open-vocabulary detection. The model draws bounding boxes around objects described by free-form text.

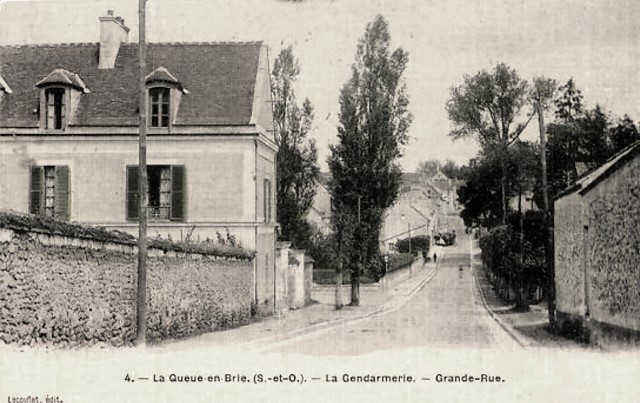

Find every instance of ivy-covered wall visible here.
[0,224,253,348]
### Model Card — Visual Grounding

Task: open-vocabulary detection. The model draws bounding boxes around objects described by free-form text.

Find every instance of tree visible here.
[553,78,584,122]
[457,151,505,228]
[328,15,412,306]
[440,160,464,180]
[271,46,320,248]
[416,159,463,179]
[508,140,540,311]
[416,160,440,177]
[546,80,613,197]
[610,115,640,153]
[446,63,533,224]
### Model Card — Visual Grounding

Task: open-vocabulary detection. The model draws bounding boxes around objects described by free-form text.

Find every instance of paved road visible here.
[265,235,520,355]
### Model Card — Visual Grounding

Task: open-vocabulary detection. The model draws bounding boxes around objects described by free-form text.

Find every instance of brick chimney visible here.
[98,10,130,69]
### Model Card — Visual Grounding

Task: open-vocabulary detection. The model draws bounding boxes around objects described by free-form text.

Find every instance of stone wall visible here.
[0,227,253,347]
[585,161,640,333]
[554,153,640,344]
[554,191,586,317]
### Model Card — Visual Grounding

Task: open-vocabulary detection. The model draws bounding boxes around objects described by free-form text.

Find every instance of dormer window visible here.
[0,74,13,95]
[145,66,188,129]
[36,69,89,131]
[149,87,170,128]
[46,88,66,129]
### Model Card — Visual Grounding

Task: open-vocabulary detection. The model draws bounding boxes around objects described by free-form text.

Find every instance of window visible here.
[149,87,170,128]
[45,88,66,129]
[126,165,185,221]
[263,178,272,222]
[29,165,70,220]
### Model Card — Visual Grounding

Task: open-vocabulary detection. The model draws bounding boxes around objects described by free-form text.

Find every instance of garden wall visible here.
[0,224,253,348]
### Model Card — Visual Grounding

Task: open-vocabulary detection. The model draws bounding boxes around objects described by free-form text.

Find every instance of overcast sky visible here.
[2,0,639,171]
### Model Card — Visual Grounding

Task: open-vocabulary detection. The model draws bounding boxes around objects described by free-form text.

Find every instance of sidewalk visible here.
[156,257,439,351]
[470,240,593,351]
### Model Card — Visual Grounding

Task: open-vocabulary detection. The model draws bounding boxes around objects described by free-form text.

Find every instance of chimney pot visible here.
[107,10,114,16]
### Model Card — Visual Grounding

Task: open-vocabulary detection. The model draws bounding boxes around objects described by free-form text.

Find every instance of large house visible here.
[554,142,640,343]
[0,11,278,314]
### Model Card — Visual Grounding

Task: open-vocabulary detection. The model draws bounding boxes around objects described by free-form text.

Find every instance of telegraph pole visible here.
[136,0,148,346]
[538,103,556,331]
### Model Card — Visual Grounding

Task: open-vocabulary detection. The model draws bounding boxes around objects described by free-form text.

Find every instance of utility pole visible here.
[136,0,148,346]
[538,103,556,331]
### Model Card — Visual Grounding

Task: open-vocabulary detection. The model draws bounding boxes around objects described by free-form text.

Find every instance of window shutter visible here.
[170,165,185,221]
[126,166,140,221]
[29,166,44,215]
[54,166,70,221]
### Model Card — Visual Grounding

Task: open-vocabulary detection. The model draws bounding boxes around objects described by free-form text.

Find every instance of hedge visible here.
[395,235,430,255]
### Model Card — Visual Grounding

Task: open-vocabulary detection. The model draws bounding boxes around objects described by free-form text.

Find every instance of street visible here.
[264,235,522,355]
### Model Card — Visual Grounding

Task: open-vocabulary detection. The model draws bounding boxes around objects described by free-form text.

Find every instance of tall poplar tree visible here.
[328,15,412,306]
[271,46,320,248]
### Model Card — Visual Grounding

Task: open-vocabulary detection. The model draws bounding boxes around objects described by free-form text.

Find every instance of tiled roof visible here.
[0,42,262,128]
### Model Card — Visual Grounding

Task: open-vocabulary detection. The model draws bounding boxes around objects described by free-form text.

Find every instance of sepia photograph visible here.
[1,0,639,402]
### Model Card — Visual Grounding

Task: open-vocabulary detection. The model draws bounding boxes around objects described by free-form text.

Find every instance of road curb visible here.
[243,264,439,352]
[472,267,535,350]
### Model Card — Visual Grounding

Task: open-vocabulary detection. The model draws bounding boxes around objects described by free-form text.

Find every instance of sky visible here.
[1,0,639,171]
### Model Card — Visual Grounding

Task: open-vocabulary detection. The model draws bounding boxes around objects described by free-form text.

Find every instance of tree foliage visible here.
[545,79,615,197]
[610,115,640,154]
[457,141,538,228]
[446,63,534,223]
[328,15,412,304]
[271,46,320,248]
[416,159,464,179]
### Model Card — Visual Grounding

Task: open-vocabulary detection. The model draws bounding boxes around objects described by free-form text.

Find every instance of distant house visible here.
[306,181,332,235]
[554,142,640,343]
[379,198,431,253]
[0,11,278,314]
[378,173,441,253]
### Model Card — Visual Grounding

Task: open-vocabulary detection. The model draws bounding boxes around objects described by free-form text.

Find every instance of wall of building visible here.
[0,135,257,224]
[554,191,586,319]
[379,198,430,253]
[584,157,640,333]
[252,140,276,314]
[0,226,253,347]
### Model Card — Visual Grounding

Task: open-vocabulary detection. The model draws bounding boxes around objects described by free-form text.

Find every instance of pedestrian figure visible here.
[433,253,437,263]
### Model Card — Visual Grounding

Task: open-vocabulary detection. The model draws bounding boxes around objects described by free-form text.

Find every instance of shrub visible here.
[395,235,430,255]
[386,253,416,273]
